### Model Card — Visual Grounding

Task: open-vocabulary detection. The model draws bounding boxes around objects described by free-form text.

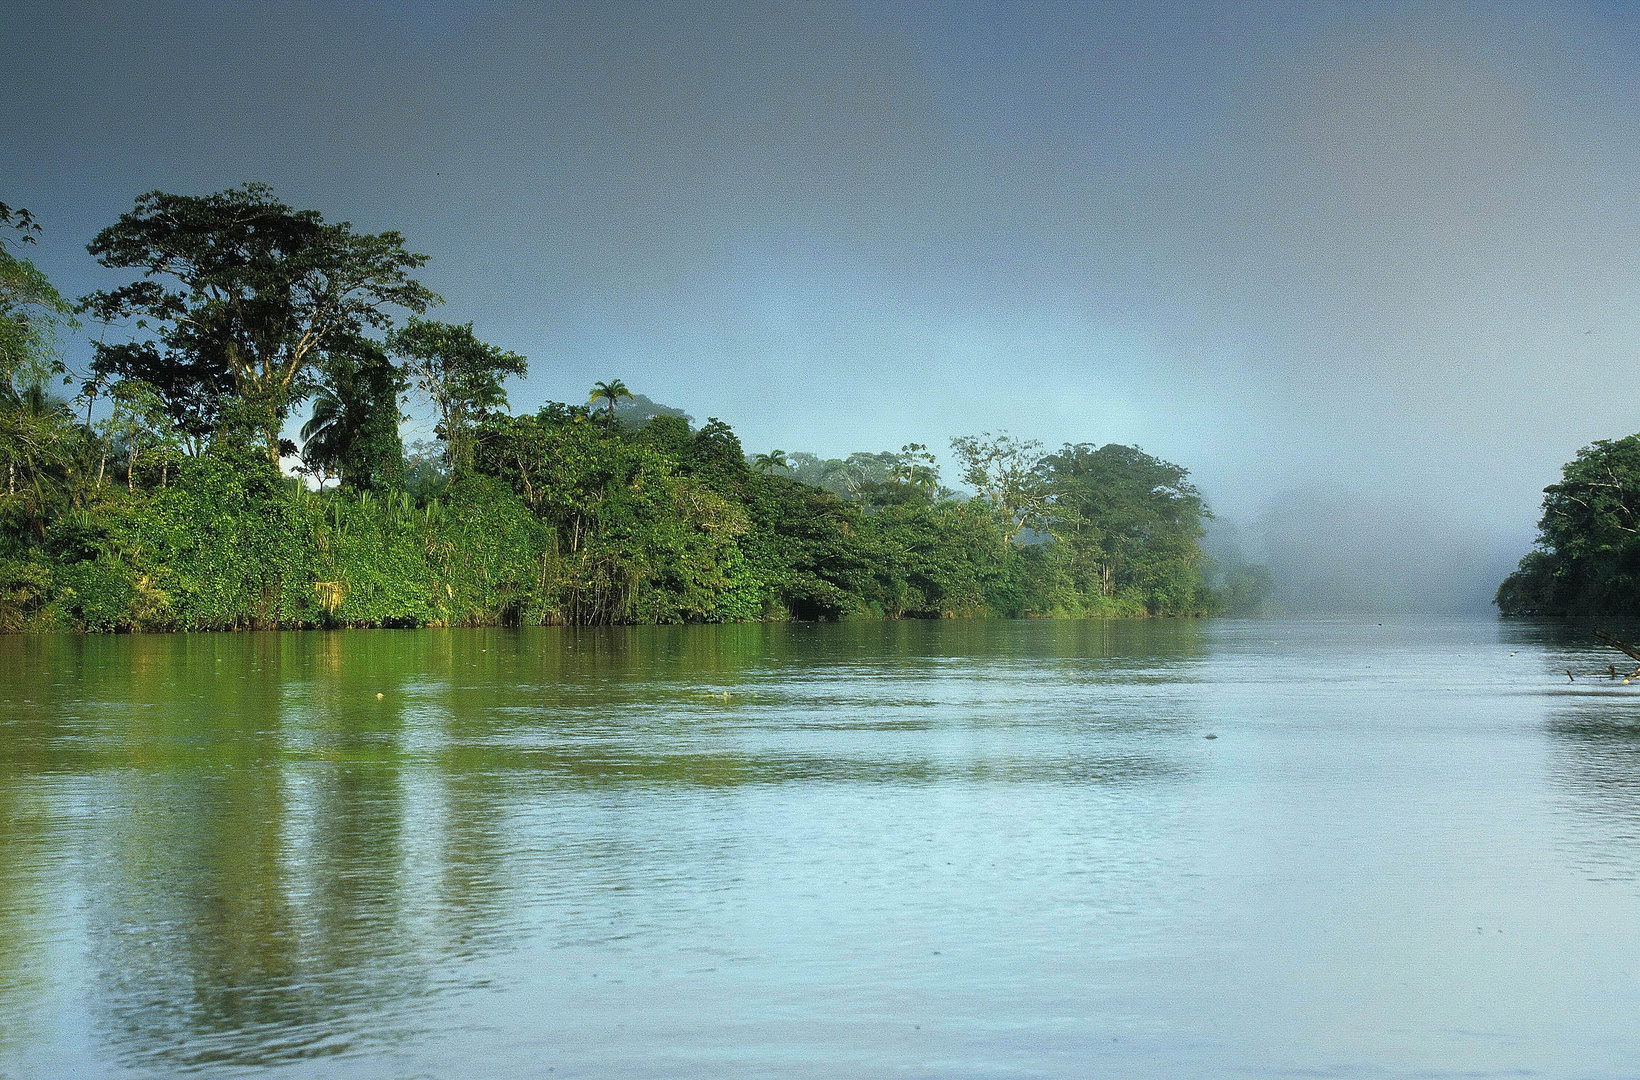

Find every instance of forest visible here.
[1,185,1229,632]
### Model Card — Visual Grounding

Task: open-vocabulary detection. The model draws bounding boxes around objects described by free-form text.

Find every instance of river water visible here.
[2,618,1639,1078]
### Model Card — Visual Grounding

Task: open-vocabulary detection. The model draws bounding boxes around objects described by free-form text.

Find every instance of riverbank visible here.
[3,456,1177,634]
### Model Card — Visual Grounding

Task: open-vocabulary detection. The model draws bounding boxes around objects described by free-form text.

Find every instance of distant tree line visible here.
[1,184,1230,631]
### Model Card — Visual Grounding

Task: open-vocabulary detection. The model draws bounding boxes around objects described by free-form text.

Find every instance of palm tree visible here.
[299,388,348,488]
[752,449,789,475]
[588,379,634,422]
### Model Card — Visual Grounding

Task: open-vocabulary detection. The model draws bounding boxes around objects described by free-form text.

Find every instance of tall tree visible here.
[100,379,181,492]
[950,431,1048,537]
[752,449,789,474]
[1040,442,1209,609]
[389,318,526,472]
[589,379,633,421]
[81,183,436,459]
[1,203,77,518]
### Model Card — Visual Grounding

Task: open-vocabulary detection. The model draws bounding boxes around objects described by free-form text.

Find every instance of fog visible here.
[1206,492,1525,615]
[7,1,1638,610]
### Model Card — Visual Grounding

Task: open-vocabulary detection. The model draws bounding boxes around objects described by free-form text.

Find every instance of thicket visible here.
[2,186,1223,632]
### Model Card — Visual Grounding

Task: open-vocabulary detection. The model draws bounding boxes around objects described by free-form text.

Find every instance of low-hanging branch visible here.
[1594,629,1640,663]
[1590,630,1640,678]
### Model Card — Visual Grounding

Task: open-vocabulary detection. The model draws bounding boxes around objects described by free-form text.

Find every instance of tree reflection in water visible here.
[0,621,1209,1073]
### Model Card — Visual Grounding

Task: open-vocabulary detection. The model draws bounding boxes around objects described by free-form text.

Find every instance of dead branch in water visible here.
[1591,630,1640,677]
[1596,629,1640,663]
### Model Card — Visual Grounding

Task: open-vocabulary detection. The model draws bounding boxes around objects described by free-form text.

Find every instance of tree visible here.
[1,203,77,519]
[1039,442,1210,611]
[298,388,346,488]
[887,444,941,498]
[298,337,405,490]
[1497,434,1640,615]
[589,379,634,421]
[100,379,182,491]
[474,408,749,624]
[0,202,74,402]
[950,431,1048,538]
[752,449,789,474]
[0,383,76,533]
[81,183,436,459]
[389,318,526,472]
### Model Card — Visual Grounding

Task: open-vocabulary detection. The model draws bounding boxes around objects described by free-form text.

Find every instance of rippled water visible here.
[3,618,1640,1077]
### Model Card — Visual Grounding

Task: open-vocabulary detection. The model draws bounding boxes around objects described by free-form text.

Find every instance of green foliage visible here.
[1,183,1227,632]
[3,405,1224,631]
[389,318,525,472]
[475,407,750,624]
[0,203,74,398]
[300,337,405,491]
[738,472,871,620]
[1498,434,1640,615]
[1037,442,1213,616]
[858,498,1010,618]
[82,183,436,455]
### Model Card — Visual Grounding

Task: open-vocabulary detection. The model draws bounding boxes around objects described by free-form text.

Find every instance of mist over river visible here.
[3,618,1639,1078]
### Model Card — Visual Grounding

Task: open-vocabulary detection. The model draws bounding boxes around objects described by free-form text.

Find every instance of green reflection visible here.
[0,620,1207,1070]
[0,778,55,1058]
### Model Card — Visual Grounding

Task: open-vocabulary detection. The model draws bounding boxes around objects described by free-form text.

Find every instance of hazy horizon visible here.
[11,0,1639,610]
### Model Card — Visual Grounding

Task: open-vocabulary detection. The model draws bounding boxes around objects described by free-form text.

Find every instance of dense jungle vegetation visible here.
[1497,434,1640,616]
[1,185,1228,632]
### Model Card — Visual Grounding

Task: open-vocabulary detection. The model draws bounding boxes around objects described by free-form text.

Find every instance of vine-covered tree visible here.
[299,337,405,490]
[100,380,181,492]
[1,204,78,527]
[1,202,73,402]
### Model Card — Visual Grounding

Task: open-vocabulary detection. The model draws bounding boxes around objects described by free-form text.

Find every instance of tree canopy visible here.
[388,318,526,472]
[81,183,436,456]
[1498,435,1640,616]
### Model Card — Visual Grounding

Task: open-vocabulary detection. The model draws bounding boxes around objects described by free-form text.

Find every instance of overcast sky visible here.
[8,0,1640,606]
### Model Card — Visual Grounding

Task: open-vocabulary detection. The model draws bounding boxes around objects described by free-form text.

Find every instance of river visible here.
[2,618,1638,1077]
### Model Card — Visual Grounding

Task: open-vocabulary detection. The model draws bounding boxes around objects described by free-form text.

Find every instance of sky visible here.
[7,0,1640,609]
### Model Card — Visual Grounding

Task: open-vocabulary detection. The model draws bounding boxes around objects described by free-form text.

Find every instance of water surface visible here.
[3,618,1639,1077]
